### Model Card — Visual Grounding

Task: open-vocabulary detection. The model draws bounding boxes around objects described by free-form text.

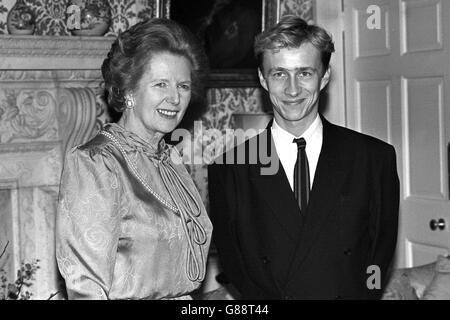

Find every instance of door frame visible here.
[315,0,347,127]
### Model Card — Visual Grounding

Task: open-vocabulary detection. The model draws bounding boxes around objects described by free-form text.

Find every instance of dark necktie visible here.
[293,138,310,212]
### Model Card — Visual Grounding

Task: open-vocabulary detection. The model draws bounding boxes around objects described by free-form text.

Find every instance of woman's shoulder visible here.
[69,131,115,160]
[63,131,120,176]
[78,131,110,150]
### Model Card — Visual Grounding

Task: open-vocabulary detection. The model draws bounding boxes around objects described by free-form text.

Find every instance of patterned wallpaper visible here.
[0,0,315,206]
[0,0,314,37]
[0,1,6,33]
[0,0,155,35]
[281,0,315,23]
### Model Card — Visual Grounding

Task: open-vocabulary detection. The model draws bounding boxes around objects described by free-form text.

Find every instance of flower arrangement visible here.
[0,241,40,300]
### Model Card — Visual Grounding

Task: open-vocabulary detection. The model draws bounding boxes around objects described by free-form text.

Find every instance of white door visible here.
[343,0,450,267]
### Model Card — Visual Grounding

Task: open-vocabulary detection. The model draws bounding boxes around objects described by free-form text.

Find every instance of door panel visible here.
[344,0,450,268]
[356,80,392,142]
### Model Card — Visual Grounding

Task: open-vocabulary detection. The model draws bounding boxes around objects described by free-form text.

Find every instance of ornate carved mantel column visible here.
[0,35,113,299]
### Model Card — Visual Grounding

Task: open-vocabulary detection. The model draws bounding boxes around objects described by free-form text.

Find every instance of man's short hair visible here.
[254,15,335,73]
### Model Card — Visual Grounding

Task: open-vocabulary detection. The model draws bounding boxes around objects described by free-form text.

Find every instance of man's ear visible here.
[320,67,331,91]
[258,68,268,91]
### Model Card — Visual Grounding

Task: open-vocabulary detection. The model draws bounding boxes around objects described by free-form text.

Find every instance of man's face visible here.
[258,42,330,132]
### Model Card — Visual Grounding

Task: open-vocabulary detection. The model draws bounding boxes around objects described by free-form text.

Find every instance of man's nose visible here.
[285,76,302,97]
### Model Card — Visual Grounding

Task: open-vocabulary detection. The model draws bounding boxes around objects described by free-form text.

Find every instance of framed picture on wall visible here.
[156,0,281,87]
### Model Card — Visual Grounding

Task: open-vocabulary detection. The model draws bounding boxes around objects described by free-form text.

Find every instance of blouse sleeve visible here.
[56,146,121,300]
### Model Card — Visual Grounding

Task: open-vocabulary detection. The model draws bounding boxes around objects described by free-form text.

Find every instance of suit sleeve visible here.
[367,145,400,298]
[208,163,249,297]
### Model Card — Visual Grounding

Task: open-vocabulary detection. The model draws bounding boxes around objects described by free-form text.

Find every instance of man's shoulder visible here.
[327,120,395,155]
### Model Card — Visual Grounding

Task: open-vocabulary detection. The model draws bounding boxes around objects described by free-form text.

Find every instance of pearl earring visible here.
[125,94,135,109]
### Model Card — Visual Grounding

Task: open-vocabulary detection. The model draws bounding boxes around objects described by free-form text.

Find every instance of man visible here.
[208,16,400,299]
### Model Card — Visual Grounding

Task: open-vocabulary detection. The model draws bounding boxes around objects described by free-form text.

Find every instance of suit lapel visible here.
[286,117,353,281]
[249,125,303,242]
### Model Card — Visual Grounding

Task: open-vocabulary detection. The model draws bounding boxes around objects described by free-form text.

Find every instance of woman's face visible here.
[129,52,193,138]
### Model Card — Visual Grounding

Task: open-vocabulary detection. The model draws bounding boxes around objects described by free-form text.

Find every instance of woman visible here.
[56,18,212,300]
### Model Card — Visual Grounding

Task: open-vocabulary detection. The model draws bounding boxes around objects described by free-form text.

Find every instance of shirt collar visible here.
[272,113,322,143]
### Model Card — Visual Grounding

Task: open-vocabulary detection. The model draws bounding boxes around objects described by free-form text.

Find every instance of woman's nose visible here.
[166,87,180,105]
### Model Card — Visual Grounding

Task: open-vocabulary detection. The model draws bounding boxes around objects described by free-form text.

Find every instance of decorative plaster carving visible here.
[0,141,59,153]
[42,147,63,183]
[0,36,113,70]
[58,87,99,154]
[0,70,103,83]
[0,70,53,82]
[0,35,113,57]
[0,89,57,143]
[0,162,32,182]
[59,70,103,83]
[0,149,61,187]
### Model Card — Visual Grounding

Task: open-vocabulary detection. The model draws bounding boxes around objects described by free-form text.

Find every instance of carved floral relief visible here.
[0,89,57,143]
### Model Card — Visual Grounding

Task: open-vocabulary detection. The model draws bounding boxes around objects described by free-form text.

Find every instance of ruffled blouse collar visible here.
[103,123,170,159]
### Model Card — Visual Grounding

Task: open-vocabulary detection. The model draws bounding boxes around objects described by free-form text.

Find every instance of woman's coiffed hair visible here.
[254,15,335,73]
[101,18,208,113]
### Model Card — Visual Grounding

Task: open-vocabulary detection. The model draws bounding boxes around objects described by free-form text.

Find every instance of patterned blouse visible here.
[56,123,212,300]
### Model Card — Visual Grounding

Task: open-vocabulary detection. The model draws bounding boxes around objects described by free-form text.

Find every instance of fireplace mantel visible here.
[0,35,113,299]
[0,35,114,70]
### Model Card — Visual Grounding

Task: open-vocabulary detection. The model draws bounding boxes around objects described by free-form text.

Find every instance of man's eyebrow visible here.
[268,66,318,72]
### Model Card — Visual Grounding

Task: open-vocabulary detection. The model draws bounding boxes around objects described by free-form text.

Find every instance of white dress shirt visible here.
[271,114,323,191]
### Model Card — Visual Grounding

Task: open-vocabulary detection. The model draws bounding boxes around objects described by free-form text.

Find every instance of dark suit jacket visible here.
[208,116,400,300]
